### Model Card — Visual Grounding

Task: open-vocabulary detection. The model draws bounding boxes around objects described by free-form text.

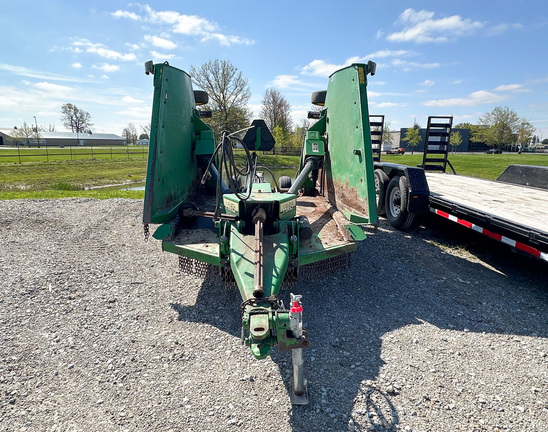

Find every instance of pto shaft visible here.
[252,208,266,298]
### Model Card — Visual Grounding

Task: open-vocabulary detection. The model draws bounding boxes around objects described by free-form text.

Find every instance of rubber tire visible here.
[385,175,415,230]
[279,176,292,191]
[311,90,327,106]
[194,90,209,106]
[374,169,389,216]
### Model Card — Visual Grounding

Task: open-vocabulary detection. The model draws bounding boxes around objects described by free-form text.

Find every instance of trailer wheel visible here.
[385,175,415,230]
[374,169,389,216]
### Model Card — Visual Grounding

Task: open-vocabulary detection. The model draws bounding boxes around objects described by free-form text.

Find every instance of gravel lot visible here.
[1,198,547,432]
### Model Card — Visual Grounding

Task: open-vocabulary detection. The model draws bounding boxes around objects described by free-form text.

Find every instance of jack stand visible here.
[290,348,309,405]
[289,294,309,405]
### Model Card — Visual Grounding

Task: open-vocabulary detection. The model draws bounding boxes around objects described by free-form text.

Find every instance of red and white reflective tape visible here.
[430,208,548,262]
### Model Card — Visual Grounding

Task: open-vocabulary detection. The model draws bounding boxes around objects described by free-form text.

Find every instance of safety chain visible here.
[239,295,285,316]
[143,224,150,242]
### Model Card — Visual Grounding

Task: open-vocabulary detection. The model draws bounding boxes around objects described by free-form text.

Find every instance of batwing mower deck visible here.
[142,60,378,404]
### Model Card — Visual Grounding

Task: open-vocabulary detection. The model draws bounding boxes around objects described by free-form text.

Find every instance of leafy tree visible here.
[450,130,462,154]
[454,122,483,144]
[141,123,151,140]
[13,122,35,146]
[281,120,309,155]
[382,120,394,148]
[478,106,521,148]
[190,60,251,137]
[402,124,422,155]
[122,123,138,145]
[260,89,292,137]
[543,138,548,145]
[516,119,535,149]
[272,125,285,147]
[61,103,93,133]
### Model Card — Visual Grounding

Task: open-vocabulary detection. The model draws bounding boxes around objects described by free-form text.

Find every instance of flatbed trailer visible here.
[425,172,548,261]
[373,162,548,262]
[371,113,548,262]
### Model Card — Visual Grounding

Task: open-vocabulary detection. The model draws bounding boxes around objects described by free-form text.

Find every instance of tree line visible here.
[15,60,541,153]
[399,106,539,154]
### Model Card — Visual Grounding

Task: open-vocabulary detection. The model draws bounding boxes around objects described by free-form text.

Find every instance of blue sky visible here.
[1,1,548,140]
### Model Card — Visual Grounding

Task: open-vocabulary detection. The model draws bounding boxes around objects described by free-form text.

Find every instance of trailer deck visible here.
[425,172,548,260]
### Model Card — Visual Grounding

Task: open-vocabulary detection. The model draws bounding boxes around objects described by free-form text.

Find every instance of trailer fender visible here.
[403,166,430,214]
[373,162,430,215]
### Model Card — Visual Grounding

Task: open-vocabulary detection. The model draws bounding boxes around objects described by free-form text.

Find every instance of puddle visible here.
[94,168,298,192]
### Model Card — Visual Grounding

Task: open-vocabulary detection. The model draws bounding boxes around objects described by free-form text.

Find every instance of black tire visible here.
[279,176,292,191]
[374,169,389,216]
[194,90,209,106]
[385,175,415,230]
[311,90,327,106]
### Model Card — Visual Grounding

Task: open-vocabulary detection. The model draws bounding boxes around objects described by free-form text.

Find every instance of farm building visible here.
[0,129,126,147]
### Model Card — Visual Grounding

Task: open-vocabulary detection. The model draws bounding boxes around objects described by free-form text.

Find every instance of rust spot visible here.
[325,176,369,220]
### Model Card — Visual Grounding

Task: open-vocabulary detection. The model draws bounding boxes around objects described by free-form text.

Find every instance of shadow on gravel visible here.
[166,217,547,432]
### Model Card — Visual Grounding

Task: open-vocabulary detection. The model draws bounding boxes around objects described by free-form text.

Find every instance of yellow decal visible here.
[223,198,238,214]
[358,67,366,84]
[280,199,296,214]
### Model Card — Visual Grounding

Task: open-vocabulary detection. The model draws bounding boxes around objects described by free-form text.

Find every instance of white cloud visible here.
[269,75,318,90]
[387,8,483,43]
[87,46,136,61]
[73,40,136,61]
[494,84,529,93]
[34,82,74,94]
[121,96,144,104]
[170,14,217,35]
[391,59,440,71]
[115,105,151,121]
[130,5,254,47]
[94,64,120,72]
[301,59,342,77]
[150,51,176,61]
[300,55,376,77]
[0,63,86,83]
[112,10,140,20]
[373,102,405,108]
[419,79,435,86]
[486,22,523,36]
[144,35,177,50]
[366,49,410,58]
[423,90,506,107]
[72,62,82,69]
[203,33,254,47]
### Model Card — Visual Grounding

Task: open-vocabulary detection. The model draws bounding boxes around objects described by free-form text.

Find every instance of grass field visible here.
[0,149,546,200]
[382,152,548,180]
[0,149,302,200]
[0,145,147,164]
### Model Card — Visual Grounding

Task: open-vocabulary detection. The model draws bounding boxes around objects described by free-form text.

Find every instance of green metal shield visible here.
[323,63,378,224]
[143,63,205,224]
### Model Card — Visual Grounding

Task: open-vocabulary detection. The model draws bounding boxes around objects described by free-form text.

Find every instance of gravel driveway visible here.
[1,198,547,432]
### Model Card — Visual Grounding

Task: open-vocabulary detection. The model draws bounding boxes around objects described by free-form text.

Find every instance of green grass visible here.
[234,152,300,168]
[1,150,546,200]
[383,153,548,180]
[0,159,147,195]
